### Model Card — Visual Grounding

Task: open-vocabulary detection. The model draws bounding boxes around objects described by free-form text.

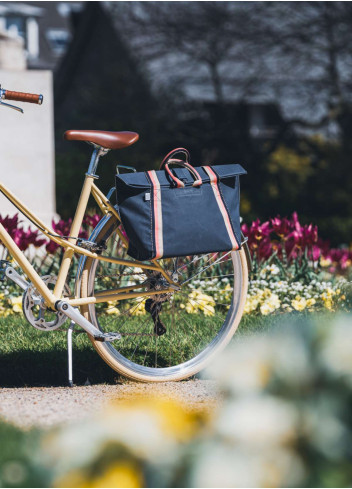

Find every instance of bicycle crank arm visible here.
[55,301,121,342]
[0,262,29,290]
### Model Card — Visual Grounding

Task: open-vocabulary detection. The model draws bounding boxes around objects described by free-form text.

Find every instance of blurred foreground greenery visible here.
[0,313,352,487]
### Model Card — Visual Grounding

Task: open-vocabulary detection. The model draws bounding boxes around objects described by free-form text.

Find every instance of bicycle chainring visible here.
[22,275,71,331]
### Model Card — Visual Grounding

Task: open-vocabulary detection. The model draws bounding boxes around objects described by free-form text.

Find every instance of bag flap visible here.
[116,163,247,189]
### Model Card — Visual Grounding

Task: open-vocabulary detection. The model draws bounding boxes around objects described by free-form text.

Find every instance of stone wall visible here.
[0,32,26,70]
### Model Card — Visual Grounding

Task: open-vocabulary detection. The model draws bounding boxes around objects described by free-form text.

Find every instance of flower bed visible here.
[0,212,350,317]
[241,213,351,315]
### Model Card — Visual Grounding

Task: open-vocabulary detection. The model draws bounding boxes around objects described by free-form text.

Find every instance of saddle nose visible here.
[64,130,139,150]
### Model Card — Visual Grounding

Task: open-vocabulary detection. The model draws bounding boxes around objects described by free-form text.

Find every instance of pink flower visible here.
[0,214,20,240]
[271,216,292,239]
[323,248,352,271]
[83,214,101,229]
[0,213,47,251]
[243,213,325,265]
[310,245,321,262]
[241,219,272,261]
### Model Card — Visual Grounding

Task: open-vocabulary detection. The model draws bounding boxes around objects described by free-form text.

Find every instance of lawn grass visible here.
[0,315,116,387]
[0,312,303,387]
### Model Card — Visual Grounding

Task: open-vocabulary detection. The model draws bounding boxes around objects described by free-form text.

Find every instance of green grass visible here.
[0,312,305,387]
[0,315,118,387]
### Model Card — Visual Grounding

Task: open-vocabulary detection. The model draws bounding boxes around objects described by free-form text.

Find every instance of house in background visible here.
[0,1,291,221]
[0,1,82,70]
[0,2,78,224]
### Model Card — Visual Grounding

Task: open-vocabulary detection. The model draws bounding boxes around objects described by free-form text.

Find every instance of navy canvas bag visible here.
[115,148,247,261]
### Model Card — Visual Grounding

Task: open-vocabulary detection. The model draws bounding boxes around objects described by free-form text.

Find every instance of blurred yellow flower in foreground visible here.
[44,395,209,488]
[38,315,352,488]
[55,462,143,488]
[107,396,208,444]
[93,462,143,488]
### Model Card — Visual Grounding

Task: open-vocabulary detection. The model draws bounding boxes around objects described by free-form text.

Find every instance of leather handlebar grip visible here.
[4,90,43,105]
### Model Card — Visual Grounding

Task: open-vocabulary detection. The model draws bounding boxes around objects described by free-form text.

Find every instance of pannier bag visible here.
[115,148,247,261]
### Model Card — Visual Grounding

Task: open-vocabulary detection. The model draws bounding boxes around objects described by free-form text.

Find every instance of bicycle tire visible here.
[79,214,248,382]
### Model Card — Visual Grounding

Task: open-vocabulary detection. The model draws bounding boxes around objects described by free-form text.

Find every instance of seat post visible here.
[87,145,109,177]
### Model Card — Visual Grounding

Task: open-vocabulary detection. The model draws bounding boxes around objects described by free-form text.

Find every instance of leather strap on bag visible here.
[160,147,190,169]
[160,148,202,187]
[165,159,202,187]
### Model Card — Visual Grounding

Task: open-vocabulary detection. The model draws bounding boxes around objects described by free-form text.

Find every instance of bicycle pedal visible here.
[94,332,122,342]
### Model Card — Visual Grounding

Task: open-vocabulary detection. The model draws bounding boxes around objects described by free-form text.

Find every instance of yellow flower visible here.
[185,290,215,316]
[260,292,280,316]
[106,304,121,315]
[92,462,143,488]
[54,469,89,488]
[244,290,280,316]
[108,396,207,443]
[244,295,260,314]
[321,289,336,311]
[10,296,22,313]
[320,257,332,267]
[130,299,146,316]
[0,305,11,317]
[260,301,276,315]
[306,298,316,308]
[55,463,143,488]
[291,297,307,311]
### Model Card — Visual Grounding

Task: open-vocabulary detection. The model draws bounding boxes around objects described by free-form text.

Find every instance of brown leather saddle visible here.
[64,130,139,150]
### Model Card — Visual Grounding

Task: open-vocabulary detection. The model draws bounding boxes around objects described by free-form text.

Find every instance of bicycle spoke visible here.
[88,225,242,374]
[180,252,232,284]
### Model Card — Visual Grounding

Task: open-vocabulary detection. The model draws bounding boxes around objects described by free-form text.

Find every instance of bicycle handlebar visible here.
[0,87,43,105]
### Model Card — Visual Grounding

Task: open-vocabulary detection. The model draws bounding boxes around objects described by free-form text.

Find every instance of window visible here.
[5,16,25,38]
[46,29,70,55]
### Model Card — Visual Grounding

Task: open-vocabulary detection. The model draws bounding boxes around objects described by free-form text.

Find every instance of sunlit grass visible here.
[0,312,307,387]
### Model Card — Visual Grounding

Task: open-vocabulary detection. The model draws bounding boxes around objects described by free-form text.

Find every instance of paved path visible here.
[0,380,219,428]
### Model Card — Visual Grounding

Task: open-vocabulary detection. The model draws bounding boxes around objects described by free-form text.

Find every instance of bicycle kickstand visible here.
[67,321,75,387]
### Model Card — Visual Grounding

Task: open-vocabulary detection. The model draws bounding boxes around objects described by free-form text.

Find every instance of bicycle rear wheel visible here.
[79,215,248,382]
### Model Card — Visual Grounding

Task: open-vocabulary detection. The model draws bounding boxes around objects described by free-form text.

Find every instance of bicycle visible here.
[0,86,249,383]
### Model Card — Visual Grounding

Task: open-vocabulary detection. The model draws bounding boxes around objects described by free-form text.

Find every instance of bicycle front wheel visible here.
[79,215,248,382]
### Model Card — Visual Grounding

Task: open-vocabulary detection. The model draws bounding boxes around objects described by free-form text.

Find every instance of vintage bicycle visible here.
[0,86,249,383]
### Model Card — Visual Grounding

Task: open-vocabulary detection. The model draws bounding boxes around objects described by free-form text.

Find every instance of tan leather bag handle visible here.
[164,159,202,188]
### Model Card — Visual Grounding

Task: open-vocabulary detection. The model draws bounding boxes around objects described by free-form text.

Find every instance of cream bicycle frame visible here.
[0,148,177,310]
